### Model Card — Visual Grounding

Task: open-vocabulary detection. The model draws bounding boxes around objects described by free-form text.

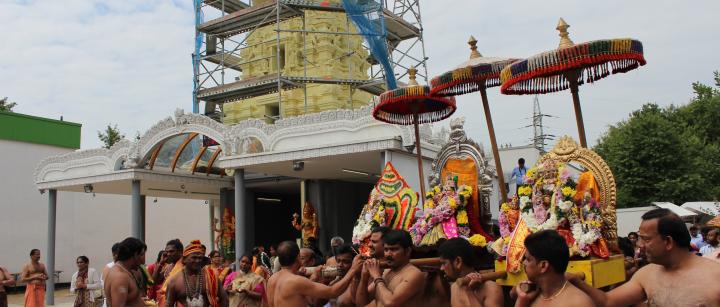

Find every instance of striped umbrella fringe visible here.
[500,38,645,95]
[373,85,457,125]
[430,59,517,96]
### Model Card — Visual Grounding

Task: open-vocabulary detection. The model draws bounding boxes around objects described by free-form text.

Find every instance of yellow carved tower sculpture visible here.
[223,0,374,124]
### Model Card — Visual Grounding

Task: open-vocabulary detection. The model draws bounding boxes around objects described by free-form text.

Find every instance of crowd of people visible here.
[1,208,719,307]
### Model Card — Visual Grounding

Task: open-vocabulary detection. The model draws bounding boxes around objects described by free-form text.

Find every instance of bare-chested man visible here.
[166,240,228,307]
[153,239,184,307]
[357,230,426,307]
[316,244,357,307]
[0,265,16,307]
[438,238,503,307]
[267,241,362,307]
[570,208,720,307]
[21,249,48,307]
[104,237,147,307]
[514,230,594,307]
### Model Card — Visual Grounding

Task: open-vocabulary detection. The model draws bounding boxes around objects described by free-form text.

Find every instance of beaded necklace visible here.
[183,268,204,307]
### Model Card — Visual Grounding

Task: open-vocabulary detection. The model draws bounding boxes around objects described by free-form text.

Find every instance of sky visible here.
[1,0,719,149]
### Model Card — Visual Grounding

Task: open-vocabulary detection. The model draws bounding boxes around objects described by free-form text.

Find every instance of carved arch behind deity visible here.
[537,136,618,249]
[430,117,494,236]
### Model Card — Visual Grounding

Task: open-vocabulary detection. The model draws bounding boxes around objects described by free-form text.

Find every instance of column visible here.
[234,169,246,258]
[46,189,57,306]
[131,180,145,241]
[219,188,227,254]
[208,200,215,249]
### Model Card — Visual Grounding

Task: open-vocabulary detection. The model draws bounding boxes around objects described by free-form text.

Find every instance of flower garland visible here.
[518,163,576,233]
[569,197,603,257]
[351,192,386,245]
[408,185,472,245]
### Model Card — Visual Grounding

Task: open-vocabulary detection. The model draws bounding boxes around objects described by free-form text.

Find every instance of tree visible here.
[595,71,720,207]
[0,97,17,112]
[98,124,125,149]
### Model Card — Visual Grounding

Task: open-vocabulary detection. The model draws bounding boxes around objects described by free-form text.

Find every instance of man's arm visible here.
[266,276,276,307]
[298,267,360,300]
[568,271,646,307]
[373,270,424,307]
[481,281,504,307]
[1,267,15,286]
[110,274,130,307]
[355,264,373,306]
[20,264,35,283]
[152,263,165,285]
[164,278,178,307]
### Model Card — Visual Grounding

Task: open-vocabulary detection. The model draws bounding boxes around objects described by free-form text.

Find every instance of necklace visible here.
[116,263,143,291]
[541,280,568,301]
[183,268,204,307]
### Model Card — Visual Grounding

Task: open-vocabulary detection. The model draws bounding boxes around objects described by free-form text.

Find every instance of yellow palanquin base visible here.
[494,254,626,288]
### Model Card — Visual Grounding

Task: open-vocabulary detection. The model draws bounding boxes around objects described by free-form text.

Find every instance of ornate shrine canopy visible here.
[35,107,441,199]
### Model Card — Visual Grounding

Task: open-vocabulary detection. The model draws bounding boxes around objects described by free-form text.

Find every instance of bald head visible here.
[299,248,316,267]
[277,241,300,267]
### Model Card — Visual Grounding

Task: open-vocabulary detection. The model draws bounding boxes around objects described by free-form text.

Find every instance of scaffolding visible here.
[193,0,428,123]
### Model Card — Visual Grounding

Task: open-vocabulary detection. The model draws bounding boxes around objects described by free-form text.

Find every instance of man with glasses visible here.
[570,208,720,306]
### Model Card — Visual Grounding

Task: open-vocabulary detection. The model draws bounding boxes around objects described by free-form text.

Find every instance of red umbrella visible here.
[500,18,646,147]
[430,36,517,203]
[374,67,457,198]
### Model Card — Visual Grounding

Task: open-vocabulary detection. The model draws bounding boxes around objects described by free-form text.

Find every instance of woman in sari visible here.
[70,256,102,307]
[223,255,265,307]
[208,250,231,283]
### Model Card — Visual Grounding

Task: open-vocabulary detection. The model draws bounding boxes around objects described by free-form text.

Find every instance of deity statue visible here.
[292,202,318,247]
[409,174,473,246]
[491,195,520,256]
[213,208,235,258]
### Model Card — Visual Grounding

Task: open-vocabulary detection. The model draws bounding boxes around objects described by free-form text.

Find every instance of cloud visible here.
[1,0,719,150]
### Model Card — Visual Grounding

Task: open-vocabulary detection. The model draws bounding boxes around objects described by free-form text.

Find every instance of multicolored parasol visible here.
[374,67,457,198]
[430,36,517,203]
[500,18,646,147]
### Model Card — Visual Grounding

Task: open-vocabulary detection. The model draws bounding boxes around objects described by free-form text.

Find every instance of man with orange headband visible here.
[154,239,183,307]
[166,240,227,307]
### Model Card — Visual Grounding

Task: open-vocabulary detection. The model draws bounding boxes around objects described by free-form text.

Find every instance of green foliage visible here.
[98,124,125,149]
[0,97,17,112]
[595,71,720,208]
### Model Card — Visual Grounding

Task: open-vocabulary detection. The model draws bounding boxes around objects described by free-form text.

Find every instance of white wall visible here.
[0,139,210,282]
[616,206,654,237]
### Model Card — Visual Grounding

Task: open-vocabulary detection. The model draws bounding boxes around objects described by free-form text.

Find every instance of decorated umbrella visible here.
[430,36,517,203]
[374,67,457,198]
[500,18,646,148]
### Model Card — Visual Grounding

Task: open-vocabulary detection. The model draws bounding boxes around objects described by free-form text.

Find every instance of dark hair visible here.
[438,238,477,268]
[277,241,300,266]
[524,230,569,274]
[156,250,164,263]
[518,158,525,164]
[627,232,638,238]
[382,230,412,249]
[371,226,391,236]
[117,237,147,261]
[689,225,698,231]
[238,253,252,262]
[111,243,120,255]
[617,237,635,258]
[165,239,183,251]
[641,208,690,248]
[336,244,356,257]
[30,249,40,256]
[77,256,89,264]
[209,250,221,258]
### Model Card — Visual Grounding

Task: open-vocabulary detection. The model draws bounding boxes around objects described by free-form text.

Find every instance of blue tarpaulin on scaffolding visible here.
[341,0,397,89]
[192,0,204,114]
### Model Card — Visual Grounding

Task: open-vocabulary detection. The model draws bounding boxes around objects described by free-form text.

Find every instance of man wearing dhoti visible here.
[21,249,48,307]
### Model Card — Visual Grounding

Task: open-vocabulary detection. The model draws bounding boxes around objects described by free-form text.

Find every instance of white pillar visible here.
[234,170,246,257]
[208,200,215,249]
[131,180,145,241]
[46,189,57,305]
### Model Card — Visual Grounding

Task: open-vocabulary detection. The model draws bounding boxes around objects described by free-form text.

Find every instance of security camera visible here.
[293,161,304,171]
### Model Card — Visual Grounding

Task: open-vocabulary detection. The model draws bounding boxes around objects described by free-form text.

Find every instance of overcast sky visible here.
[1,0,719,149]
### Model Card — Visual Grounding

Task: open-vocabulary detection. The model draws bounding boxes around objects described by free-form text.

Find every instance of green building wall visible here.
[0,111,81,149]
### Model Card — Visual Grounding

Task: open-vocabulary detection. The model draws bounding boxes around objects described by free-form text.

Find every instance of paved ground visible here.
[7,288,76,307]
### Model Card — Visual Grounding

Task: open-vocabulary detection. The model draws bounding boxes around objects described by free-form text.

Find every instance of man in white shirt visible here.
[699,228,719,257]
[690,225,706,250]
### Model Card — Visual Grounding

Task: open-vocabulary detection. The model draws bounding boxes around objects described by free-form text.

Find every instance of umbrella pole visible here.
[413,111,427,199]
[479,84,508,204]
[567,71,588,148]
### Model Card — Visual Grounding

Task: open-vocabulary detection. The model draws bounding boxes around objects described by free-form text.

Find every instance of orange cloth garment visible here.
[156,260,184,307]
[442,157,492,238]
[506,219,531,273]
[203,266,219,307]
[573,171,600,203]
[24,283,45,307]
